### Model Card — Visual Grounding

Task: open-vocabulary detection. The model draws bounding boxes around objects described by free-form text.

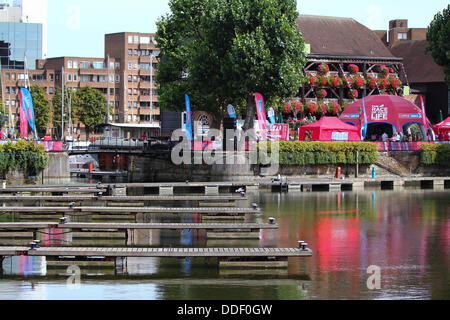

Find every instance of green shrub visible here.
[0,141,48,175]
[420,143,450,166]
[258,141,378,166]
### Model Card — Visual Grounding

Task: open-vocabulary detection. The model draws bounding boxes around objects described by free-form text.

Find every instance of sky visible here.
[47,0,449,58]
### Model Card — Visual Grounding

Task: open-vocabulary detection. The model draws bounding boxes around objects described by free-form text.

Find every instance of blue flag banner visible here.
[227,104,236,119]
[20,88,37,138]
[185,94,193,141]
[361,94,368,140]
[268,108,276,124]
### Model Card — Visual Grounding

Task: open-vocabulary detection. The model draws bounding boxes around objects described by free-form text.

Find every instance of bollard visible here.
[336,167,341,179]
[252,203,258,210]
[298,241,305,248]
[60,217,67,224]
[88,162,93,173]
[301,242,308,251]
[269,217,275,225]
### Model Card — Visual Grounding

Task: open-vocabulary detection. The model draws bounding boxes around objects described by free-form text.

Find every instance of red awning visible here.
[299,117,361,141]
[433,117,450,133]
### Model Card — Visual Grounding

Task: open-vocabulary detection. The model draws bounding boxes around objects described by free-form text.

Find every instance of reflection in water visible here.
[0,190,449,300]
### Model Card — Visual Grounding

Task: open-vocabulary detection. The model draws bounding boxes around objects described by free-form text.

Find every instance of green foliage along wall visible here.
[259,141,378,165]
[0,141,48,176]
[420,143,450,166]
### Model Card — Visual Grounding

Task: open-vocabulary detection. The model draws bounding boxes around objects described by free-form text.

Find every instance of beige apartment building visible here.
[0,32,161,138]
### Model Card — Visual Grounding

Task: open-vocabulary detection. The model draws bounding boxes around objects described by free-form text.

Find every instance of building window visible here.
[128,49,133,56]
[397,32,408,40]
[49,74,54,81]
[73,61,78,69]
[133,75,138,82]
[109,75,114,83]
[134,36,139,44]
[11,87,16,94]
[115,62,120,70]
[140,36,150,44]
[128,89,132,95]
[110,88,114,95]
[5,87,9,94]
[68,60,72,68]
[6,73,10,80]
[67,74,72,82]
[134,49,138,56]
[128,75,132,82]
[133,63,138,70]
[128,62,132,70]
[128,35,133,44]
[49,87,54,94]
[73,74,78,82]
[133,102,137,108]
[93,62,105,69]
[115,75,120,83]
[80,61,90,69]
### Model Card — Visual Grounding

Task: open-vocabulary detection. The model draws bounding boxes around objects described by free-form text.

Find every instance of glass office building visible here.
[0,22,42,69]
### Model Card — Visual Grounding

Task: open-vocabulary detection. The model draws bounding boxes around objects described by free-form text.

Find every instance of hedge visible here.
[0,140,48,175]
[420,143,450,166]
[258,141,378,165]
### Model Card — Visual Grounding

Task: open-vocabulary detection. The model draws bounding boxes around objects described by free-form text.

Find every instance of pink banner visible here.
[420,96,429,136]
[19,92,28,138]
[255,93,268,140]
[268,124,289,141]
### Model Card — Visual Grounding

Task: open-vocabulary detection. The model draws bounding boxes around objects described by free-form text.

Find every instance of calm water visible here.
[0,189,449,300]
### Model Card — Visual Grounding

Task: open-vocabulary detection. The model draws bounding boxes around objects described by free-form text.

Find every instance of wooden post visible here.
[356,151,359,178]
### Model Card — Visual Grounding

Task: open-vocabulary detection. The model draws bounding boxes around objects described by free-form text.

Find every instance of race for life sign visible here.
[371,105,388,121]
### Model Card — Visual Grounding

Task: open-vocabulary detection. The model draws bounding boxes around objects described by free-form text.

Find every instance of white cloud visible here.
[366,5,383,29]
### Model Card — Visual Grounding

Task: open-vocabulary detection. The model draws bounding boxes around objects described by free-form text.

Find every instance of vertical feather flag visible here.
[19,88,37,139]
[184,94,193,141]
[255,93,268,141]
[420,96,429,140]
[361,94,368,140]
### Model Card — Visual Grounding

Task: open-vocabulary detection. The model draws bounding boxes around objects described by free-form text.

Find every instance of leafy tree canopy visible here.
[156,0,307,129]
[73,87,107,137]
[30,85,51,137]
[426,5,450,84]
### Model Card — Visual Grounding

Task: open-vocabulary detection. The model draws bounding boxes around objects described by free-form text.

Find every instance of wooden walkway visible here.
[0,195,246,202]
[0,222,277,231]
[0,187,106,194]
[0,246,312,258]
[0,206,260,215]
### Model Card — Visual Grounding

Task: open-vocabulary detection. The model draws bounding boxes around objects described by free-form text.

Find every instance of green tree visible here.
[426,5,450,84]
[30,85,51,137]
[156,0,307,129]
[74,87,107,138]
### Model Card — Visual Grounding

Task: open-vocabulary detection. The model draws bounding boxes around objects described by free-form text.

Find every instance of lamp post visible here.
[150,52,153,123]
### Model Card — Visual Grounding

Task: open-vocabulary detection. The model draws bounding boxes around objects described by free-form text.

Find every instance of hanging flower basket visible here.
[353,76,365,89]
[317,75,328,87]
[388,76,401,90]
[318,102,328,115]
[327,101,340,116]
[348,64,359,75]
[366,76,377,90]
[379,65,390,78]
[294,100,303,114]
[328,75,342,88]
[378,78,389,89]
[316,89,327,100]
[306,101,317,114]
[308,74,318,86]
[318,63,330,75]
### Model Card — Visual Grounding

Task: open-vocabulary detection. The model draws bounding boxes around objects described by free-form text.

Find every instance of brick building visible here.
[375,19,449,123]
[0,32,161,139]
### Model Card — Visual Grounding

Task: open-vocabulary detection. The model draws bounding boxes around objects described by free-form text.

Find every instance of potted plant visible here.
[348,64,359,75]
[318,63,330,75]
